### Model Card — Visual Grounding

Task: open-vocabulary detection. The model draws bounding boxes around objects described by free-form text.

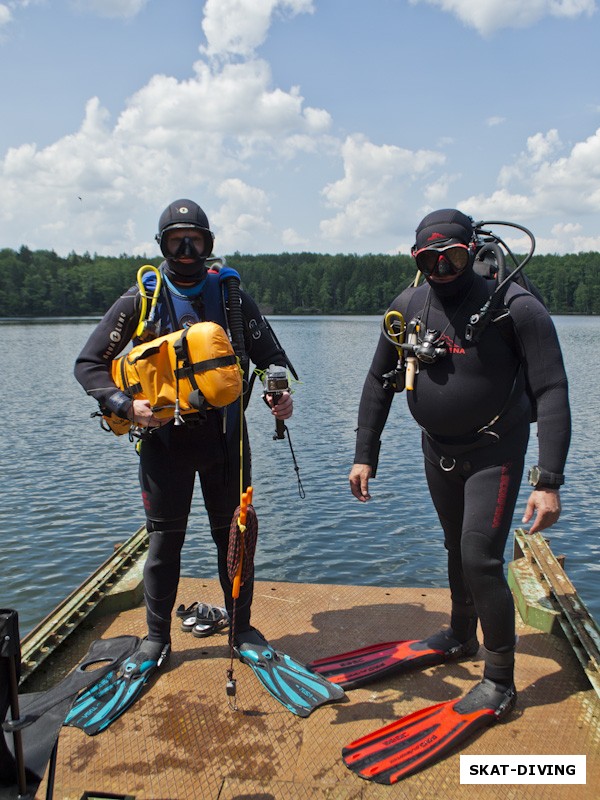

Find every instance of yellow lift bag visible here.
[104,321,243,435]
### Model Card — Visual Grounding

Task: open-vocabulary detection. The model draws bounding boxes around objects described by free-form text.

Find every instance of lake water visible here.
[0,315,598,636]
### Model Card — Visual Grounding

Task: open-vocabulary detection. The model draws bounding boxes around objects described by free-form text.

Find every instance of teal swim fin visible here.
[64,639,170,735]
[237,643,345,717]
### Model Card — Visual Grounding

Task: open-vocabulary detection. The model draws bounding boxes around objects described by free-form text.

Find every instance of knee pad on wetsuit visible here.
[146,517,188,534]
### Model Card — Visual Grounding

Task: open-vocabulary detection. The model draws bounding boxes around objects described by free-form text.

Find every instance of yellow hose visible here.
[135,265,162,340]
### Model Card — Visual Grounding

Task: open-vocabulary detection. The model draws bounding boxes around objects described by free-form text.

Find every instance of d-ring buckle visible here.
[440,456,456,472]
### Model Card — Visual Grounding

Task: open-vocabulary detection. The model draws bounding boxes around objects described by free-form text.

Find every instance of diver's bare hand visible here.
[266,390,293,420]
[130,399,164,428]
[522,488,561,534]
[349,463,372,502]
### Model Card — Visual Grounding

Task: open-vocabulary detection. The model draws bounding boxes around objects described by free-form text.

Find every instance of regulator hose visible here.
[466,220,536,342]
[224,275,250,404]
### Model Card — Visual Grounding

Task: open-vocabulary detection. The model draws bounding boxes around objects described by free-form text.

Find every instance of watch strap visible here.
[529,466,564,489]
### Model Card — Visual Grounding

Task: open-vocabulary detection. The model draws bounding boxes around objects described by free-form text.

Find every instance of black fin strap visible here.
[175,354,237,380]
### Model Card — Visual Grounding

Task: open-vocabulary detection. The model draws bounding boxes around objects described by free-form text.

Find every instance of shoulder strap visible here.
[490,288,538,422]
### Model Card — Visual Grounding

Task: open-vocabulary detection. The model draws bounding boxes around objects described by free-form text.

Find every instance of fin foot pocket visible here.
[64,640,170,735]
[454,677,516,717]
[423,629,480,659]
[232,626,269,650]
[237,642,345,717]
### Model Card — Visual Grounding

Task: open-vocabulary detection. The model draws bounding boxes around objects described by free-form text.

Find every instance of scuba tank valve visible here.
[466,220,536,342]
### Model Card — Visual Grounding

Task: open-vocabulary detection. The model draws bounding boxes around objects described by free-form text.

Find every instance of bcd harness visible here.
[101,263,244,436]
[381,278,536,455]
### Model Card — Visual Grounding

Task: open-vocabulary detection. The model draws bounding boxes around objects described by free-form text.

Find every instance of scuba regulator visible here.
[382,217,539,390]
[381,310,449,392]
[410,329,448,364]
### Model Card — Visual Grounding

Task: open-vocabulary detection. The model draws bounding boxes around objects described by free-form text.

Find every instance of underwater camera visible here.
[263,364,289,440]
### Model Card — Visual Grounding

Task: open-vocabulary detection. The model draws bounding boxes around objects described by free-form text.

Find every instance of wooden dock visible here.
[25,574,598,800]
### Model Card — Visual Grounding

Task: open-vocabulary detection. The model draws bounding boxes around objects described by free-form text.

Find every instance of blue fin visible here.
[64,641,170,735]
[237,643,345,717]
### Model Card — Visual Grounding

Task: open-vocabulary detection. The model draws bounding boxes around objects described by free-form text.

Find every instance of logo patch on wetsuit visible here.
[440,333,465,355]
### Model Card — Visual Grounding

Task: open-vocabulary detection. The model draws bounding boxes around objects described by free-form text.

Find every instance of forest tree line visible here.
[0,245,599,317]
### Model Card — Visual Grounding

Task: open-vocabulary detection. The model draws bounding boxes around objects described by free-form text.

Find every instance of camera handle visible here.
[271,395,286,440]
[263,364,288,440]
[261,366,305,498]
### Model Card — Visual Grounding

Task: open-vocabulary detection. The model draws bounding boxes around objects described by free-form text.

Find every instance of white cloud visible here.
[486,116,506,127]
[0,40,331,255]
[459,126,600,252]
[211,178,272,252]
[70,0,149,19]
[1,1,147,36]
[320,134,446,244]
[423,173,460,204]
[1,0,600,258]
[535,222,600,254]
[497,130,562,185]
[409,0,596,36]
[0,5,12,28]
[526,129,563,163]
[281,227,309,249]
[466,127,600,216]
[116,59,330,146]
[201,0,314,58]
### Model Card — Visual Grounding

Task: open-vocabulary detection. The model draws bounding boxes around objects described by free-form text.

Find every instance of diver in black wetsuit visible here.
[75,199,294,656]
[349,208,571,711]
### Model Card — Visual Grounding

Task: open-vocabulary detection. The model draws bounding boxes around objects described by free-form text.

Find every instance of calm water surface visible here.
[1,315,598,635]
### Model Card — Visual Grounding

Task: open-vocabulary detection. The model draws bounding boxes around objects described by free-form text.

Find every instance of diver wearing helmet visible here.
[349,208,571,718]
[156,197,215,280]
[75,199,294,659]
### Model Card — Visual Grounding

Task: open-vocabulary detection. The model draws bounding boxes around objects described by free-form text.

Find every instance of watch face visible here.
[529,466,541,486]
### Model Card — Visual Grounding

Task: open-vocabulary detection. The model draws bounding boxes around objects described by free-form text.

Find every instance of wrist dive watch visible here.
[528,465,564,490]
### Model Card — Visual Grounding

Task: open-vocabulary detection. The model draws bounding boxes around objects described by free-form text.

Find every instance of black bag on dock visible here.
[1,608,30,798]
[1,608,139,799]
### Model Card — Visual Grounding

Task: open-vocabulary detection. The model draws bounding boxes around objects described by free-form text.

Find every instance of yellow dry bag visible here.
[104,321,242,435]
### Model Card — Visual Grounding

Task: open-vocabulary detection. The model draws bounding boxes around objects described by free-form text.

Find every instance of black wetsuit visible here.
[355,271,571,658]
[75,268,290,643]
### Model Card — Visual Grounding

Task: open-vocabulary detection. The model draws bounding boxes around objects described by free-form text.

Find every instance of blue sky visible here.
[1,0,599,258]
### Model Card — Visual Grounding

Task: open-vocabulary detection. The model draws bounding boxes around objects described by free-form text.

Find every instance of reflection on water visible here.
[0,315,598,635]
